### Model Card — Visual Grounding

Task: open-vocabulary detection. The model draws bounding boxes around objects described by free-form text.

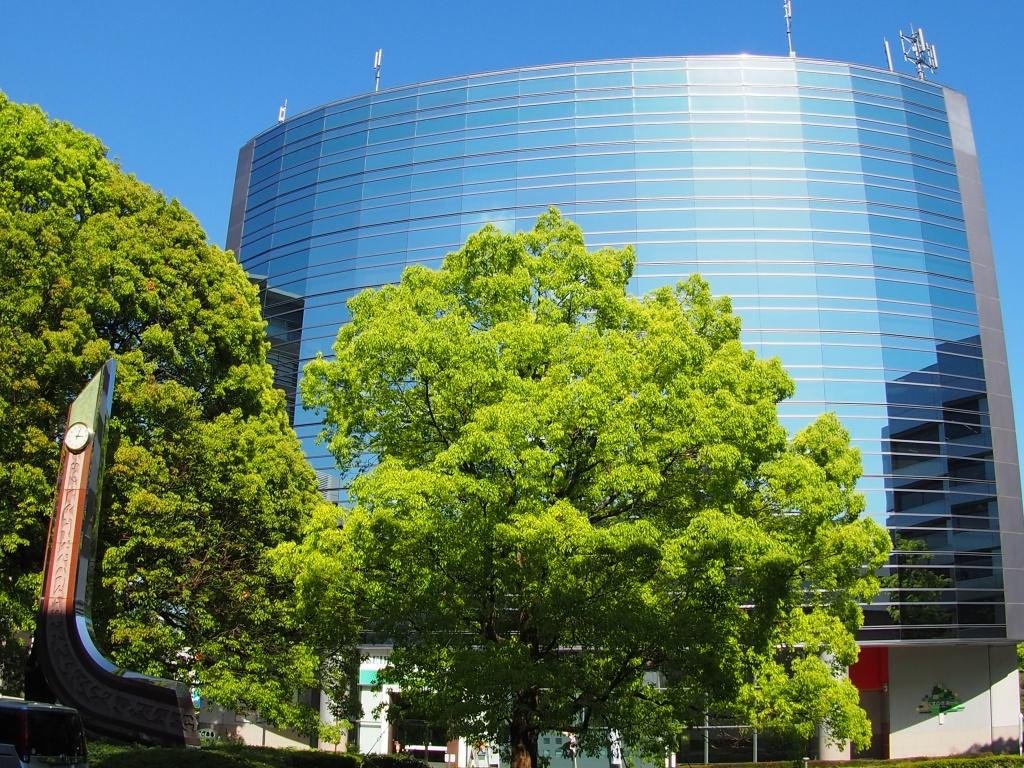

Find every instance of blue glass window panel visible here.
[913,166,959,191]
[635,151,692,170]
[634,122,691,140]
[909,137,953,162]
[277,168,318,195]
[900,84,946,112]
[250,155,284,185]
[318,157,365,183]
[517,155,574,178]
[461,187,516,211]
[632,68,686,86]
[855,102,907,126]
[417,84,467,109]
[364,146,414,171]
[311,212,359,237]
[416,114,466,135]
[246,176,281,214]
[576,124,635,143]
[637,209,695,229]
[821,343,884,368]
[757,275,818,295]
[801,97,856,118]
[753,209,812,229]
[797,69,852,88]
[325,102,371,127]
[240,230,273,257]
[802,124,860,144]
[868,214,923,239]
[464,134,517,154]
[410,196,461,218]
[687,66,744,85]
[745,94,801,113]
[804,152,864,173]
[410,166,462,191]
[573,210,636,231]
[316,182,363,207]
[322,130,368,155]
[519,101,574,121]
[355,230,408,258]
[905,110,949,136]
[635,95,688,113]
[467,81,518,100]
[573,97,633,117]
[921,223,967,248]
[271,220,312,248]
[704,274,757,296]
[690,94,746,112]
[367,122,415,144]
[819,308,884,333]
[370,95,417,118]
[273,195,316,223]
[693,208,752,228]
[245,208,275,235]
[791,378,826,402]
[516,185,573,207]
[575,152,635,173]
[748,150,805,169]
[458,162,511,184]
[850,75,904,100]
[285,115,325,143]
[467,107,519,128]
[929,287,976,313]
[361,175,412,198]
[358,201,410,227]
[519,75,575,96]
[415,138,467,163]
[517,128,575,150]
[254,128,286,162]
[575,70,632,89]
[407,223,461,249]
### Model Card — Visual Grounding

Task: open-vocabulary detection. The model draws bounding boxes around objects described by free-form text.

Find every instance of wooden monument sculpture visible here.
[25,361,199,746]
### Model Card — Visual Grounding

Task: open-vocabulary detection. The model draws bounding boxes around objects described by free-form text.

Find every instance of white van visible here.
[0,699,88,768]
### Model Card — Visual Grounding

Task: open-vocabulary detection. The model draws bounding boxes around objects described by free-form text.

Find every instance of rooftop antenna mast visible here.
[899,24,939,80]
[278,99,288,123]
[783,0,795,57]
[373,48,383,92]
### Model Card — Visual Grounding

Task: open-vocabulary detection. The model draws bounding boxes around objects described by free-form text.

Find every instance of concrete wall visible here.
[198,704,311,749]
[888,644,1019,757]
[358,647,394,755]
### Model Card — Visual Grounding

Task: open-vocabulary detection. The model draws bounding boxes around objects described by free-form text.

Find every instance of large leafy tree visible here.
[0,93,342,733]
[293,209,891,765]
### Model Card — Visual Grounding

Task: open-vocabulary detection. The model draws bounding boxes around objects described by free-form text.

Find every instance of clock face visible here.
[64,422,92,453]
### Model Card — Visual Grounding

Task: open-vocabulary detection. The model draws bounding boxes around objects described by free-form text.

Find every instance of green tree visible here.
[0,93,346,733]
[290,209,891,766]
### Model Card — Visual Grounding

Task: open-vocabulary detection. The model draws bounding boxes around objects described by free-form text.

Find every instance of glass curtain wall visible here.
[231,55,1004,642]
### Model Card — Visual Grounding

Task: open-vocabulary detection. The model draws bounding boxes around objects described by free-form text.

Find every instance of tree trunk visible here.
[510,711,538,768]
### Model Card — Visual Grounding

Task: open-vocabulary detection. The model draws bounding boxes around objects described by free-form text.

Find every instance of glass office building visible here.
[228,55,1023,757]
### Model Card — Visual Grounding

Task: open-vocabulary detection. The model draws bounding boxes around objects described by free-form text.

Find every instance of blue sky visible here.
[3,0,1023,452]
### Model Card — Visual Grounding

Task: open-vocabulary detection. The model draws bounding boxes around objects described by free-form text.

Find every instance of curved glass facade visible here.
[227,55,1023,643]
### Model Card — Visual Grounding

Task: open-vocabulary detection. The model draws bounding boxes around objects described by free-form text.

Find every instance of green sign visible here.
[917,684,964,715]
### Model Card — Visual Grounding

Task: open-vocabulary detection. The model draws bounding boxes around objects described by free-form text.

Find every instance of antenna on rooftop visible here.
[373,48,383,92]
[278,99,288,123]
[899,24,939,80]
[883,38,894,72]
[783,0,795,57]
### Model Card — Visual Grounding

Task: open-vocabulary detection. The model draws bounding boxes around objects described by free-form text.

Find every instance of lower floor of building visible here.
[202,642,1023,761]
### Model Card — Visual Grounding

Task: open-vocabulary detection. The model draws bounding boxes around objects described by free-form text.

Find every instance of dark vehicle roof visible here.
[0,698,80,715]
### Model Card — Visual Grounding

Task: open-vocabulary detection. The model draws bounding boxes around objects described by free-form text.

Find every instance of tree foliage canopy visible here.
[295,209,891,764]
[0,93,335,733]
